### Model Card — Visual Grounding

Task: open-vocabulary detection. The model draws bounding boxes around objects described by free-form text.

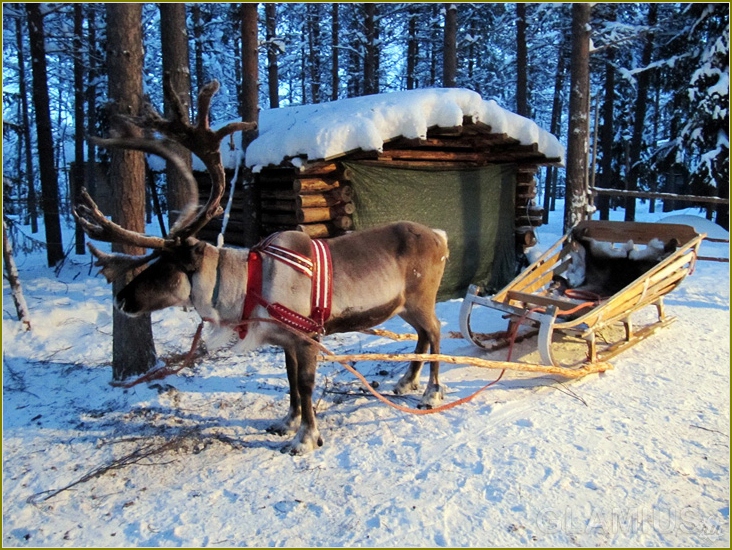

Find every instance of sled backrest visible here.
[574,220,700,246]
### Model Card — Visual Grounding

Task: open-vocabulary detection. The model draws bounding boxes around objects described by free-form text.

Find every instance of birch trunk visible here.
[3,222,31,331]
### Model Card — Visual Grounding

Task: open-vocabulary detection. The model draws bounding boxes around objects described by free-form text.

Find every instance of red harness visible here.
[236,234,333,339]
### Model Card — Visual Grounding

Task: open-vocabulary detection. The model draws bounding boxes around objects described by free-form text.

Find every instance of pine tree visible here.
[564,4,592,233]
[26,3,65,267]
[681,4,729,227]
[265,3,280,108]
[160,2,193,229]
[443,4,457,88]
[106,4,157,380]
[14,12,39,233]
[239,2,261,246]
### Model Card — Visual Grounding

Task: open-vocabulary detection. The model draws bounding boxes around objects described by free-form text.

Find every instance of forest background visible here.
[2,2,729,264]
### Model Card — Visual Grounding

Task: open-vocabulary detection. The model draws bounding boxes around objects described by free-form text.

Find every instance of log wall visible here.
[259,163,356,239]
[196,161,544,249]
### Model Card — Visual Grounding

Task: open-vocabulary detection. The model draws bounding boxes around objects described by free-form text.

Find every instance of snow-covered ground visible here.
[3,202,729,547]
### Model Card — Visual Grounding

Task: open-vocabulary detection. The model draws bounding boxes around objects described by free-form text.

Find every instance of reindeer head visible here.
[109,239,208,316]
[74,77,256,316]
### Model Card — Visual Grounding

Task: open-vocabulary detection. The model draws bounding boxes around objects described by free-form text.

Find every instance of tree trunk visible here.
[106,4,157,380]
[232,4,243,108]
[649,76,661,214]
[363,4,378,95]
[307,3,322,103]
[191,4,205,93]
[543,37,566,222]
[85,6,98,207]
[443,4,458,87]
[331,3,339,101]
[300,42,307,103]
[347,42,361,98]
[429,4,440,86]
[467,13,477,84]
[160,2,193,230]
[406,7,418,90]
[515,3,529,116]
[15,16,38,233]
[240,2,261,247]
[563,3,592,233]
[3,221,32,331]
[73,4,86,255]
[26,3,64,267]
[625,3,657,222]
[598,30,616,221]
[265,3,280,108]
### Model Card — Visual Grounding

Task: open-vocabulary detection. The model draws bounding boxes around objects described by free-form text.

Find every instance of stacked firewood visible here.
[515,166,542,249]
[516,167,538,202]
[259,163,356,239]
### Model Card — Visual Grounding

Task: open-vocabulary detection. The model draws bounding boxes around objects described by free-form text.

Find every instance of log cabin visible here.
[194,88,564,299]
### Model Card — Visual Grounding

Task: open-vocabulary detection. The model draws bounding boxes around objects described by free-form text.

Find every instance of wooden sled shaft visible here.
[321,351,612,379]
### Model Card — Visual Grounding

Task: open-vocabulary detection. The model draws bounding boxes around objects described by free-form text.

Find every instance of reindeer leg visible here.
[268,346,301,436]
[394,311,445,408]
[394,330,428,395]
[283,343,323,455]
[420,323,444,409]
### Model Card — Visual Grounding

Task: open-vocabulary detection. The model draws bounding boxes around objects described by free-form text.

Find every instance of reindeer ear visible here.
[177,240,206,273]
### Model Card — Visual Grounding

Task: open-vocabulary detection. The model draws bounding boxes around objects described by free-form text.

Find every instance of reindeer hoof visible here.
[267,412,301,436]
[393,376,420,395]
[267,421,299,436]
[267,425,289,437]
[417,383,445,409]
[282,427,323,455]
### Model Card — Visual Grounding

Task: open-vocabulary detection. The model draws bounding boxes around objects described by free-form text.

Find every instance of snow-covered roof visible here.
[149,88,562,174]
[245,88,564,172]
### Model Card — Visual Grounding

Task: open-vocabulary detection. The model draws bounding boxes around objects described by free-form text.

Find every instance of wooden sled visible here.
[460,220,705,369]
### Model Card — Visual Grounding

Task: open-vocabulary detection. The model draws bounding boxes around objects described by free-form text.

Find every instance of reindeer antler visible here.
[86,242,161,284]
[75,187,168,249]
[76,77,257,246]
[118,78,256,242]
[74,77,257,280]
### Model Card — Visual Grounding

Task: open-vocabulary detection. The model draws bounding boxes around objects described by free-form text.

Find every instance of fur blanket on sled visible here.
[559,227,680,298]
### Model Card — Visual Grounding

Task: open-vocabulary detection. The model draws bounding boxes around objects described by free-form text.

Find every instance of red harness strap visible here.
[236,235,333,339]
[310,239,333,327]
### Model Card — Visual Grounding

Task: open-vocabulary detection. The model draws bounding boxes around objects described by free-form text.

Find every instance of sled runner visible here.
[460,220,705,368]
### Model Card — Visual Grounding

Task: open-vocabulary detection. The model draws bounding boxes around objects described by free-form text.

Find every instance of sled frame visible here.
[460,220,705,369]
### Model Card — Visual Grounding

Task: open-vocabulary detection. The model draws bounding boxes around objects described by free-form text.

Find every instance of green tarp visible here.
[345,162,516,301]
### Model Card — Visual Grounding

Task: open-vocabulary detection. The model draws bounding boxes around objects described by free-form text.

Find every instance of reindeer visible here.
[75,79,449,454]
